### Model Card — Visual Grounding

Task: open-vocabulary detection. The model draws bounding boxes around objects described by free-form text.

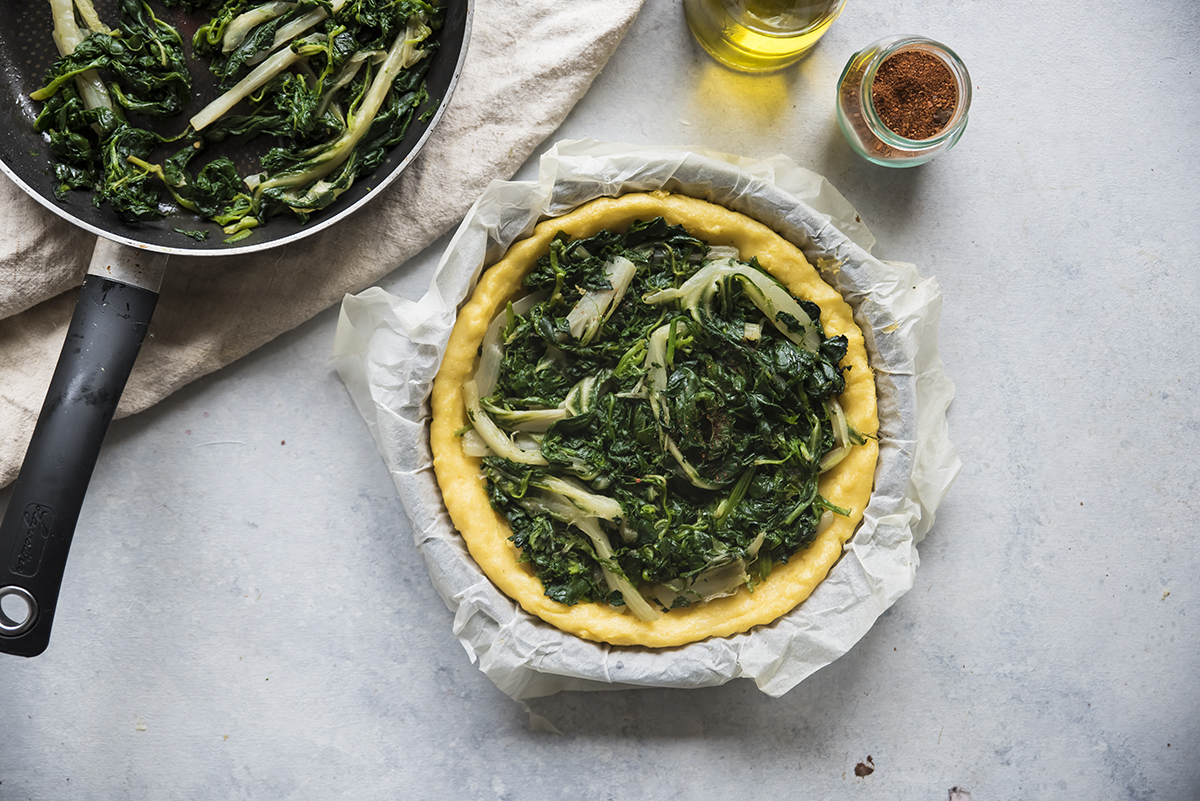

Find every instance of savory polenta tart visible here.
[431,191,878,647]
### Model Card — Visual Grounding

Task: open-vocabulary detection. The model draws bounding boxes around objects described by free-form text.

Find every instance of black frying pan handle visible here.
[0,275,159,656]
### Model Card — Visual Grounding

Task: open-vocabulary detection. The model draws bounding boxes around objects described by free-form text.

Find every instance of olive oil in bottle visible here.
[683,0,846,73]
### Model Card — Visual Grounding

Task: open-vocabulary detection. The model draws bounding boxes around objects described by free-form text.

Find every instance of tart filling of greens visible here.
[431,193,878,647]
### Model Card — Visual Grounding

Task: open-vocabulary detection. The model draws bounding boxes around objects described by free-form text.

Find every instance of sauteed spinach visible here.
[33,0,440,240]
[467,218,867,619]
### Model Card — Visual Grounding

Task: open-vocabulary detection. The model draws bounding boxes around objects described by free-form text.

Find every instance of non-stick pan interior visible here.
[0,0,470,256]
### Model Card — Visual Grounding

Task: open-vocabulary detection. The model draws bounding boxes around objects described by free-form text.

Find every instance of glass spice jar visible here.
[836,35,971,167]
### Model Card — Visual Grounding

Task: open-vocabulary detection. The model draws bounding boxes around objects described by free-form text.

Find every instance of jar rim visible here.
[860,36,972,150]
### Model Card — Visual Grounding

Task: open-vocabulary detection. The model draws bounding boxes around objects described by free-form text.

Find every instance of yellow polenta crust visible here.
[431,192,879,647]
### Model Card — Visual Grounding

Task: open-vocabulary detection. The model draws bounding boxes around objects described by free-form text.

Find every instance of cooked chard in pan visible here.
[33,0,441,241]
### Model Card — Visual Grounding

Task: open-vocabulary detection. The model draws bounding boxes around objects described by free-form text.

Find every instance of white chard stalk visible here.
[48,0,113,111]
[522,488,659,623]
[463,380,548,466]
[72,0,111,34]
[189,42,308,131]
[246,0,352,65]
[253,18,431,207]
[222,1,295,53]
[644,256,822,352]
[564,256,638,344]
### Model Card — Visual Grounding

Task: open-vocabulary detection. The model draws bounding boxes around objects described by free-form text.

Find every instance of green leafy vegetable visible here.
[472,218,866,615]
[31,0,442,237]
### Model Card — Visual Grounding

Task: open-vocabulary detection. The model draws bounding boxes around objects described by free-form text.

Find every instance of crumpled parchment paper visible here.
[332,139,960,699]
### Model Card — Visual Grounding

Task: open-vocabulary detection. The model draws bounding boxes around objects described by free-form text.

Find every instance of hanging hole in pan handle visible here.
[0,586,37,636]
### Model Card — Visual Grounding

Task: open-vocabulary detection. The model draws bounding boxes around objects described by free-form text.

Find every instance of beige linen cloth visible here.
[0,0,645,488]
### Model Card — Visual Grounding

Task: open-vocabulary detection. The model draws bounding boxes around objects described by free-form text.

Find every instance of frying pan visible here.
[0,0,472,656]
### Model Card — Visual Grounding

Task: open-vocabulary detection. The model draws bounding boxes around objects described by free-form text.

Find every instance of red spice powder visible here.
[871,50,957,140]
